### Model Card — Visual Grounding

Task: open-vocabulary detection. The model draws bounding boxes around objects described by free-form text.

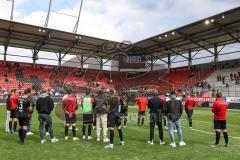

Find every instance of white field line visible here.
[181,118,240,127]
[182,126,240,140]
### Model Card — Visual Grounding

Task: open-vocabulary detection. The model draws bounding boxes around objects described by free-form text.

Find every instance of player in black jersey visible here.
[17,88,32,144]
[120,92,129,128]
[105,90,124,149]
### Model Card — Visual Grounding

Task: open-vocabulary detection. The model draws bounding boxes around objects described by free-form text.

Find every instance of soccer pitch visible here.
[0,105,240,160]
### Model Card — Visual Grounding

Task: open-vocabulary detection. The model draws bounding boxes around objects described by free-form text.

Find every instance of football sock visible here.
[110,130,114,144]
[88,125,92,136]
[124,117,127,126]
[223,132,228,144]
[158,124,164,141]
[13,121,17,132]
[118,129,123,141]
[72,126,76,137]
[65,126,69,136]
[215,131,221,145]
[9,121,12,132]
[150,122,154,141]
[82,125,86,136]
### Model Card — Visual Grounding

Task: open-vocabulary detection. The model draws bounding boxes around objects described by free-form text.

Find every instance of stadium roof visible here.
[0,7,239,62]
[135,6,240,61]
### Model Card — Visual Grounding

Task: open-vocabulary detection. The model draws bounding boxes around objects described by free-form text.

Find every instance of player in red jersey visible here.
[183,93,197,128]
[211,93,229,147]
[62,89,79,141]
[135,92,148,126]
[9,89,19,134]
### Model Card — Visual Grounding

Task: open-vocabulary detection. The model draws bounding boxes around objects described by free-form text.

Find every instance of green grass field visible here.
[0,105,240,160]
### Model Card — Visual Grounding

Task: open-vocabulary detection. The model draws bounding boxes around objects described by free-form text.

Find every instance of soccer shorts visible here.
[83,114,93,125]
[10,109,18,119]
[65,113,76,124]
[120,108,128,117]
[18,117,29,126]
[108,113,121,128]
[214,120,226,130]
[138,111,146,117]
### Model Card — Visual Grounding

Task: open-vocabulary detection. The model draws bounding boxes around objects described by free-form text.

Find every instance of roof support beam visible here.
[168,54,171,68]
[32,49,39,68]
[100,57,103,71]
[214,43,218,65]
[191,50,200,59]
[150,57,154,71]
[58,52,62,67]
[223,29,240,43]
[177,31,215,55]
[151,39,188,60]
[188,49,192,69]
[3,43,8,66]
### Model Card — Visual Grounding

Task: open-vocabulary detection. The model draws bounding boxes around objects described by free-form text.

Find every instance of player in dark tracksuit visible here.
[105,90,124,149]
[147,90,165,145]
[17,89,32,144]
[120,92,129,128]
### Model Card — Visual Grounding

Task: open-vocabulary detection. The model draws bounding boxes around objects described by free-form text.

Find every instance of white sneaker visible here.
[27,132,34,136]
[88,136,93,140]
[148,140,154,145]
[82,135,86,140]
[51,138,59,143]
[120,141,125,146]
[123,126,126,129]
[45,132,50,136]
[170,142,176,148]
[65,136,69,140]
[179,141,186,146]
[76,128,78,131]
[103,137,110,143]
[97,137,100,142]
[73,137,79,141]
[41,140,46,144]
[160,140,166,145]
[104,144,113,149]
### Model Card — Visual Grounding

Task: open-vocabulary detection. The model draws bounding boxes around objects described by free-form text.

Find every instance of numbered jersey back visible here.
[18,97,30,118]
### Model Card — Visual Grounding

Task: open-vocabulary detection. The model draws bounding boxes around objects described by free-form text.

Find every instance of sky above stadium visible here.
[0,0,240,68]
[0,0,240,42]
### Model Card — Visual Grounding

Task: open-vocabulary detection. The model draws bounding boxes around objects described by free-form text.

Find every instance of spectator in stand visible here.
[226,83,229,88]
[135,92,148,126]
[207,84,211,91]
[222,76,225,84]
[230,73,233,80]
[234,74,237,80]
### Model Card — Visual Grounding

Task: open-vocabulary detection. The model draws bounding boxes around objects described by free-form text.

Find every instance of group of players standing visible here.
[4,87,229,148]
